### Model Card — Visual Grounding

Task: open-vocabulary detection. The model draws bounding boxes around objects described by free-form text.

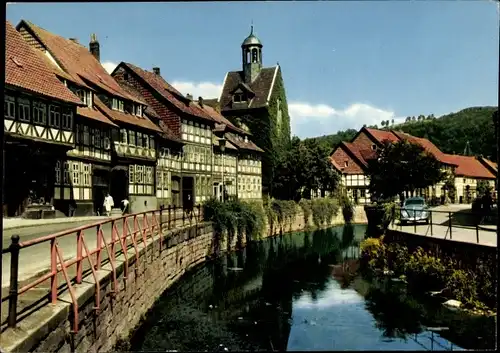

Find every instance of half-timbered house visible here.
[4,21,83,218]
[111,64,218,207]
[16,20,164,214]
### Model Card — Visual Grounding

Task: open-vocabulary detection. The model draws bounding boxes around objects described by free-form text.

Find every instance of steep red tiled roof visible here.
[443,154,495,179]
[341,141,369,167]
[19,20,144,105]
[120,62,215,123]
[192,101,248,135]
[219,66,279,111]
[330,142,367,174]
[479,157,498,174]
[226,133,264,153]
[391,130,455,165]
[94,96,161,133]
[5,21,82,105]
[77,106,116,127]
[365,128,399,144]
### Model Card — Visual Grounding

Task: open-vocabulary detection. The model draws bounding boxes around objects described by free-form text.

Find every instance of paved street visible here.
[389,204,497,247]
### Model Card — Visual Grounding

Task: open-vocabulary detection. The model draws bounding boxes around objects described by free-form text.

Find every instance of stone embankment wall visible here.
[0,206,367,353]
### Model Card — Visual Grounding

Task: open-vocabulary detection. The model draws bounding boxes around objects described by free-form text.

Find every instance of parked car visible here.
[400,197,430,225]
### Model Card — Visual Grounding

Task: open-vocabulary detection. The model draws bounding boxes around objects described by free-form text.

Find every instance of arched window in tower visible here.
[259,49,262,64]
[246,50,251,64]
[252,49,258,63]
[276,98,283,133]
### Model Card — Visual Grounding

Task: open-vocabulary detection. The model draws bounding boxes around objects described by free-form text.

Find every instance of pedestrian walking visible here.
[121,198,130,215]
[103,193,114,217]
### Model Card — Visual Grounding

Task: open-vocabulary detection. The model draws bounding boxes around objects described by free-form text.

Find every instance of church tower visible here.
[241,26,263,83]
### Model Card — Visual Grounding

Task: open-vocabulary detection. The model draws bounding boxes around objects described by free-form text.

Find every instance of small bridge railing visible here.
[1,204,203,334]
[392,207,496,245]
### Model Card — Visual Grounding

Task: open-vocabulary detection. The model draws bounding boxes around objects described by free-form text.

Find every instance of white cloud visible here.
[146,80,403,139]
[170,81,223,100]
[289,102,402,138]
[101,61,118,74]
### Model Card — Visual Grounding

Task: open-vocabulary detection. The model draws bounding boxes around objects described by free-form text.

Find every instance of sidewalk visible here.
[2,215,119,231]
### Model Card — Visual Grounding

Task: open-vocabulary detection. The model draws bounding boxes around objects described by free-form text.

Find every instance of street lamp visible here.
[219,137,226,202]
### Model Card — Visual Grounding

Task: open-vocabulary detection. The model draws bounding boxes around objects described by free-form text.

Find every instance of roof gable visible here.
[219,66,278,111]
[5,21,82,105]
[18,20,143,105]
[118,62,215,123]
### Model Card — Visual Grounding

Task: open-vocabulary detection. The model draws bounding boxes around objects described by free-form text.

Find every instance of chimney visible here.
[198,96,204,107]
[153,67,160,75]
[89,33,100,62]
[186,93,193,100]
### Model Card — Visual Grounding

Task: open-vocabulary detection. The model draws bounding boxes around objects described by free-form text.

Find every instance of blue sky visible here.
[6,1,499,138]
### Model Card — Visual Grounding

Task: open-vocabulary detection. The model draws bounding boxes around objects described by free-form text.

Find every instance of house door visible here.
[110,168,127,207]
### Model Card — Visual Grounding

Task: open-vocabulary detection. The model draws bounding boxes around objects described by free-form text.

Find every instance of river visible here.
[128,224,496,351]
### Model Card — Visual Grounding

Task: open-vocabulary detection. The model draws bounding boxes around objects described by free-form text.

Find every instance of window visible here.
[76,89,86,104]
[82,164,91,186]
[371,144,377,151]
[252,49,258,63]
[136,105,142,117]
[112,98,118,110]
[5,95,16,119]
[233,93,245,103]
[129,130,136,146]
[63,161,71,185]
[83,125,90,145]
[18,98,30,122]
[344,161,349,167]
[156,169,162,187]
[137,132,143,148]
[33,101,47,124]
[61,107,72,130]
[55,161,61,184]
[49,105,60,127]
[118,100,124,112]
[72,162,80,185]
[145,166,153,184]
[136,165,144,183]
[103,131,111,150]
[120,129,128,144]
[95,129,101,148]
[129,165,135,183]
[144,134,150,149]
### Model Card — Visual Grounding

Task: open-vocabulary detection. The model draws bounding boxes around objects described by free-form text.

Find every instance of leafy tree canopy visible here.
[272,137,340,200]
[366,140,446,201]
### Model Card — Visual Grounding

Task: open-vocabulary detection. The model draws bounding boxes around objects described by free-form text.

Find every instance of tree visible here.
[405,117,411,123]
[381,121,386,127]
[391,119,395,126]
[366,140,446,201]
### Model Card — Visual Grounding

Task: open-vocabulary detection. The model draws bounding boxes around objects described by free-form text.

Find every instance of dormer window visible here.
[75,89,92,106]
[136,105,142,117]
[344,161,349,167]
[112,98,124,112]
[233,93,246,103]
[372,144,377,151]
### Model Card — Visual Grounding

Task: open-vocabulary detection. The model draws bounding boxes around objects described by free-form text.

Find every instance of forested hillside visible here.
[306,106,497,161]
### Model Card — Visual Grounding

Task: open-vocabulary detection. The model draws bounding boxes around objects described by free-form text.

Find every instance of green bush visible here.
[298,199,312,228]
[338,192,355,223]
[311,197,339,228]
[406,247,447,291]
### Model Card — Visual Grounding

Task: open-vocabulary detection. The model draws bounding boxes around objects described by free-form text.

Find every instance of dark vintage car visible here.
[400,197,430,225]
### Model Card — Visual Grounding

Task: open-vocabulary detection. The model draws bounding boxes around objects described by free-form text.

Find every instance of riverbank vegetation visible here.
[359,236,497,314]
[203,195,355,243]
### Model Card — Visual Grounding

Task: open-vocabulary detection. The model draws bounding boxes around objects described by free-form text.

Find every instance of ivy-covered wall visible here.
[224,69,291,196]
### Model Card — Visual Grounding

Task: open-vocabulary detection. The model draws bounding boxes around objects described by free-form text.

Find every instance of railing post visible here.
[413,209,417,233]
[430,210,433,236]
[8,235,20,328]
[448,212,452,240]
[76,230,83,284]
[476,224,480,244]
[159,205,164,231]
[111,219,116,263]
[182,207,185,226]
[50,238,57,304]
[96,225,102,271]
[198,204,201,223]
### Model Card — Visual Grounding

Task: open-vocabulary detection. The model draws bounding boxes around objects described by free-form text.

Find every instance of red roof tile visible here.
[77,106,116,127]
[191,101,248,135]
[5,21,82,105]
[120,62,215,123]
[443,154,495,179]
[19,20,145,105]
[390,130,455,165]
[94,96,161,133]
[365,128,399,144]
[479,157,498,174]
[226,133,264,153]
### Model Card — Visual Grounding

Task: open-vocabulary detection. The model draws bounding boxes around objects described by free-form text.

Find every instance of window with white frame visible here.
[103,130,111,150]
[61,107,72,130]
[129,165,135,183]
[128,130,136,146]
[136,105,142,117]
[63,161,71,185]
[95,129,101,148]
[112,98,118,110]
[82,163,91,186]
[33,101,47,124]
[72,162,80,185]
[118,100,124,112]
[83,125,90,145]
[49,105,60,127]
[18,98,30,122]
[137,132,143,148]
[5,95,16,119]
[120,129,128,144]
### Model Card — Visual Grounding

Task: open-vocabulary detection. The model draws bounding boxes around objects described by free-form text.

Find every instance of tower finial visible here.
[250,20,253,34]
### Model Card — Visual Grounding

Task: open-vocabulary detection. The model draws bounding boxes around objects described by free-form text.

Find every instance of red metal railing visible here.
[1,204,202,333]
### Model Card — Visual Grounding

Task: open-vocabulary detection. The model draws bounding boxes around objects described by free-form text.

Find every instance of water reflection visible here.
[130,224,493,352]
